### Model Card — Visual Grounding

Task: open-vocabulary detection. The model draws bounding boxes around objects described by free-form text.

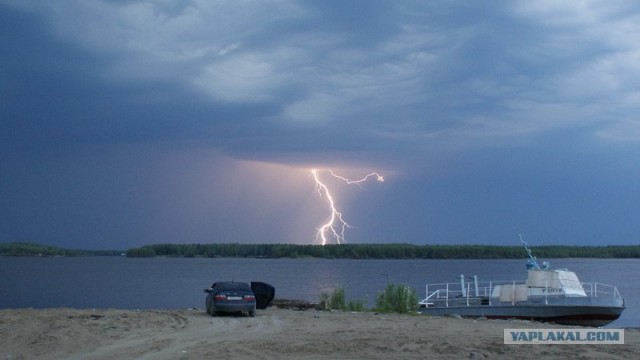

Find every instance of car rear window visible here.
[214,282,251,291]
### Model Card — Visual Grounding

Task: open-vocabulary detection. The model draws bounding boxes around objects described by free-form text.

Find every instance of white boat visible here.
[417,237,625,327]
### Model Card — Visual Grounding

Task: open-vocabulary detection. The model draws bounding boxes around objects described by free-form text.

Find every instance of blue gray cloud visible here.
[2,1,640,248]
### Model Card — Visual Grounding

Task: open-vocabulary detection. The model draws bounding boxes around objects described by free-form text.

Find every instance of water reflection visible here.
[1,257,637,327]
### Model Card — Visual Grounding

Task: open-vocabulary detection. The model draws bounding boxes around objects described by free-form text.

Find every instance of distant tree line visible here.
[0,242,122,257]
[4,241,640,259]
[124,243,640,259]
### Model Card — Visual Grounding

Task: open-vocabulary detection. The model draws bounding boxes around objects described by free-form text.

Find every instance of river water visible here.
[1,257,637,327]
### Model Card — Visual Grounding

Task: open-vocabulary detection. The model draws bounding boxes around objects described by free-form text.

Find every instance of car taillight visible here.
[214,294,227,301]
[243,295,255,302]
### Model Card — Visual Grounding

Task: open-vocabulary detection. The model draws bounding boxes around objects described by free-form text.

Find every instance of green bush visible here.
[327,288,346,310]
[319,287,365,311]
[374,282,418,314]
[346,299,366,312]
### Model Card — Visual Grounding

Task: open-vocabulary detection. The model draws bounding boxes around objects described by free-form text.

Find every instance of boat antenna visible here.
[519,234,540,270]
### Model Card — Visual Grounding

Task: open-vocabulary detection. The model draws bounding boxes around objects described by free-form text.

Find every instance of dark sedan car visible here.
[204,281,256,317]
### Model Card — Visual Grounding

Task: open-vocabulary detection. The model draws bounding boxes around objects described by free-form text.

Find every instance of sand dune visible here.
[1,307,637,359]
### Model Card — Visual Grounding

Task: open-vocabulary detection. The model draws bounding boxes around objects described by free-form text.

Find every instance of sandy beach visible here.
[1,306,637,359]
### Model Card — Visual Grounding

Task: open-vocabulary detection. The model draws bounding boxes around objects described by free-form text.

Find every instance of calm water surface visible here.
[1,257,637,327]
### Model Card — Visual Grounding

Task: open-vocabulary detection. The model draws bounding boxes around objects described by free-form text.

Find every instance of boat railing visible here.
[581,282,622,299]
[419,280,516,307]
[419,280,623,308]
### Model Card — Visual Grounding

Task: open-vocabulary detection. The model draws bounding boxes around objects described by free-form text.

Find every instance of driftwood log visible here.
[270,298,323,310]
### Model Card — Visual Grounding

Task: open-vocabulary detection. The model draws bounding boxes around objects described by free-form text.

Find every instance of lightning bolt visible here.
[328,170,384,186]
[311,169,384,245]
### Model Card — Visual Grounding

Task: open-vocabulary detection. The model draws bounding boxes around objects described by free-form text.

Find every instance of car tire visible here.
[249,310,255,317]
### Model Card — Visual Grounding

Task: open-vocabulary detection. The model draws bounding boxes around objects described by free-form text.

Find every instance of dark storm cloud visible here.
[2,1,640,248]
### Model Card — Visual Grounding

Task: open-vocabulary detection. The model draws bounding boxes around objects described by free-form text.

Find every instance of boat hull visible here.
[418,298,624,327]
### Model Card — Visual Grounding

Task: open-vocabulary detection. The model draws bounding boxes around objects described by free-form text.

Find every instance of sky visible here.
[2,0,640,250]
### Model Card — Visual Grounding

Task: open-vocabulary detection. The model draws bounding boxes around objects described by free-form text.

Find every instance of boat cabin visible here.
[490,269,587,302]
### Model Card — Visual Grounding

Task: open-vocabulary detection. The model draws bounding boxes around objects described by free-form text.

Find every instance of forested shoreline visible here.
[0,242,122,257]
[3,242,640,259]
[125,242,640,259]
